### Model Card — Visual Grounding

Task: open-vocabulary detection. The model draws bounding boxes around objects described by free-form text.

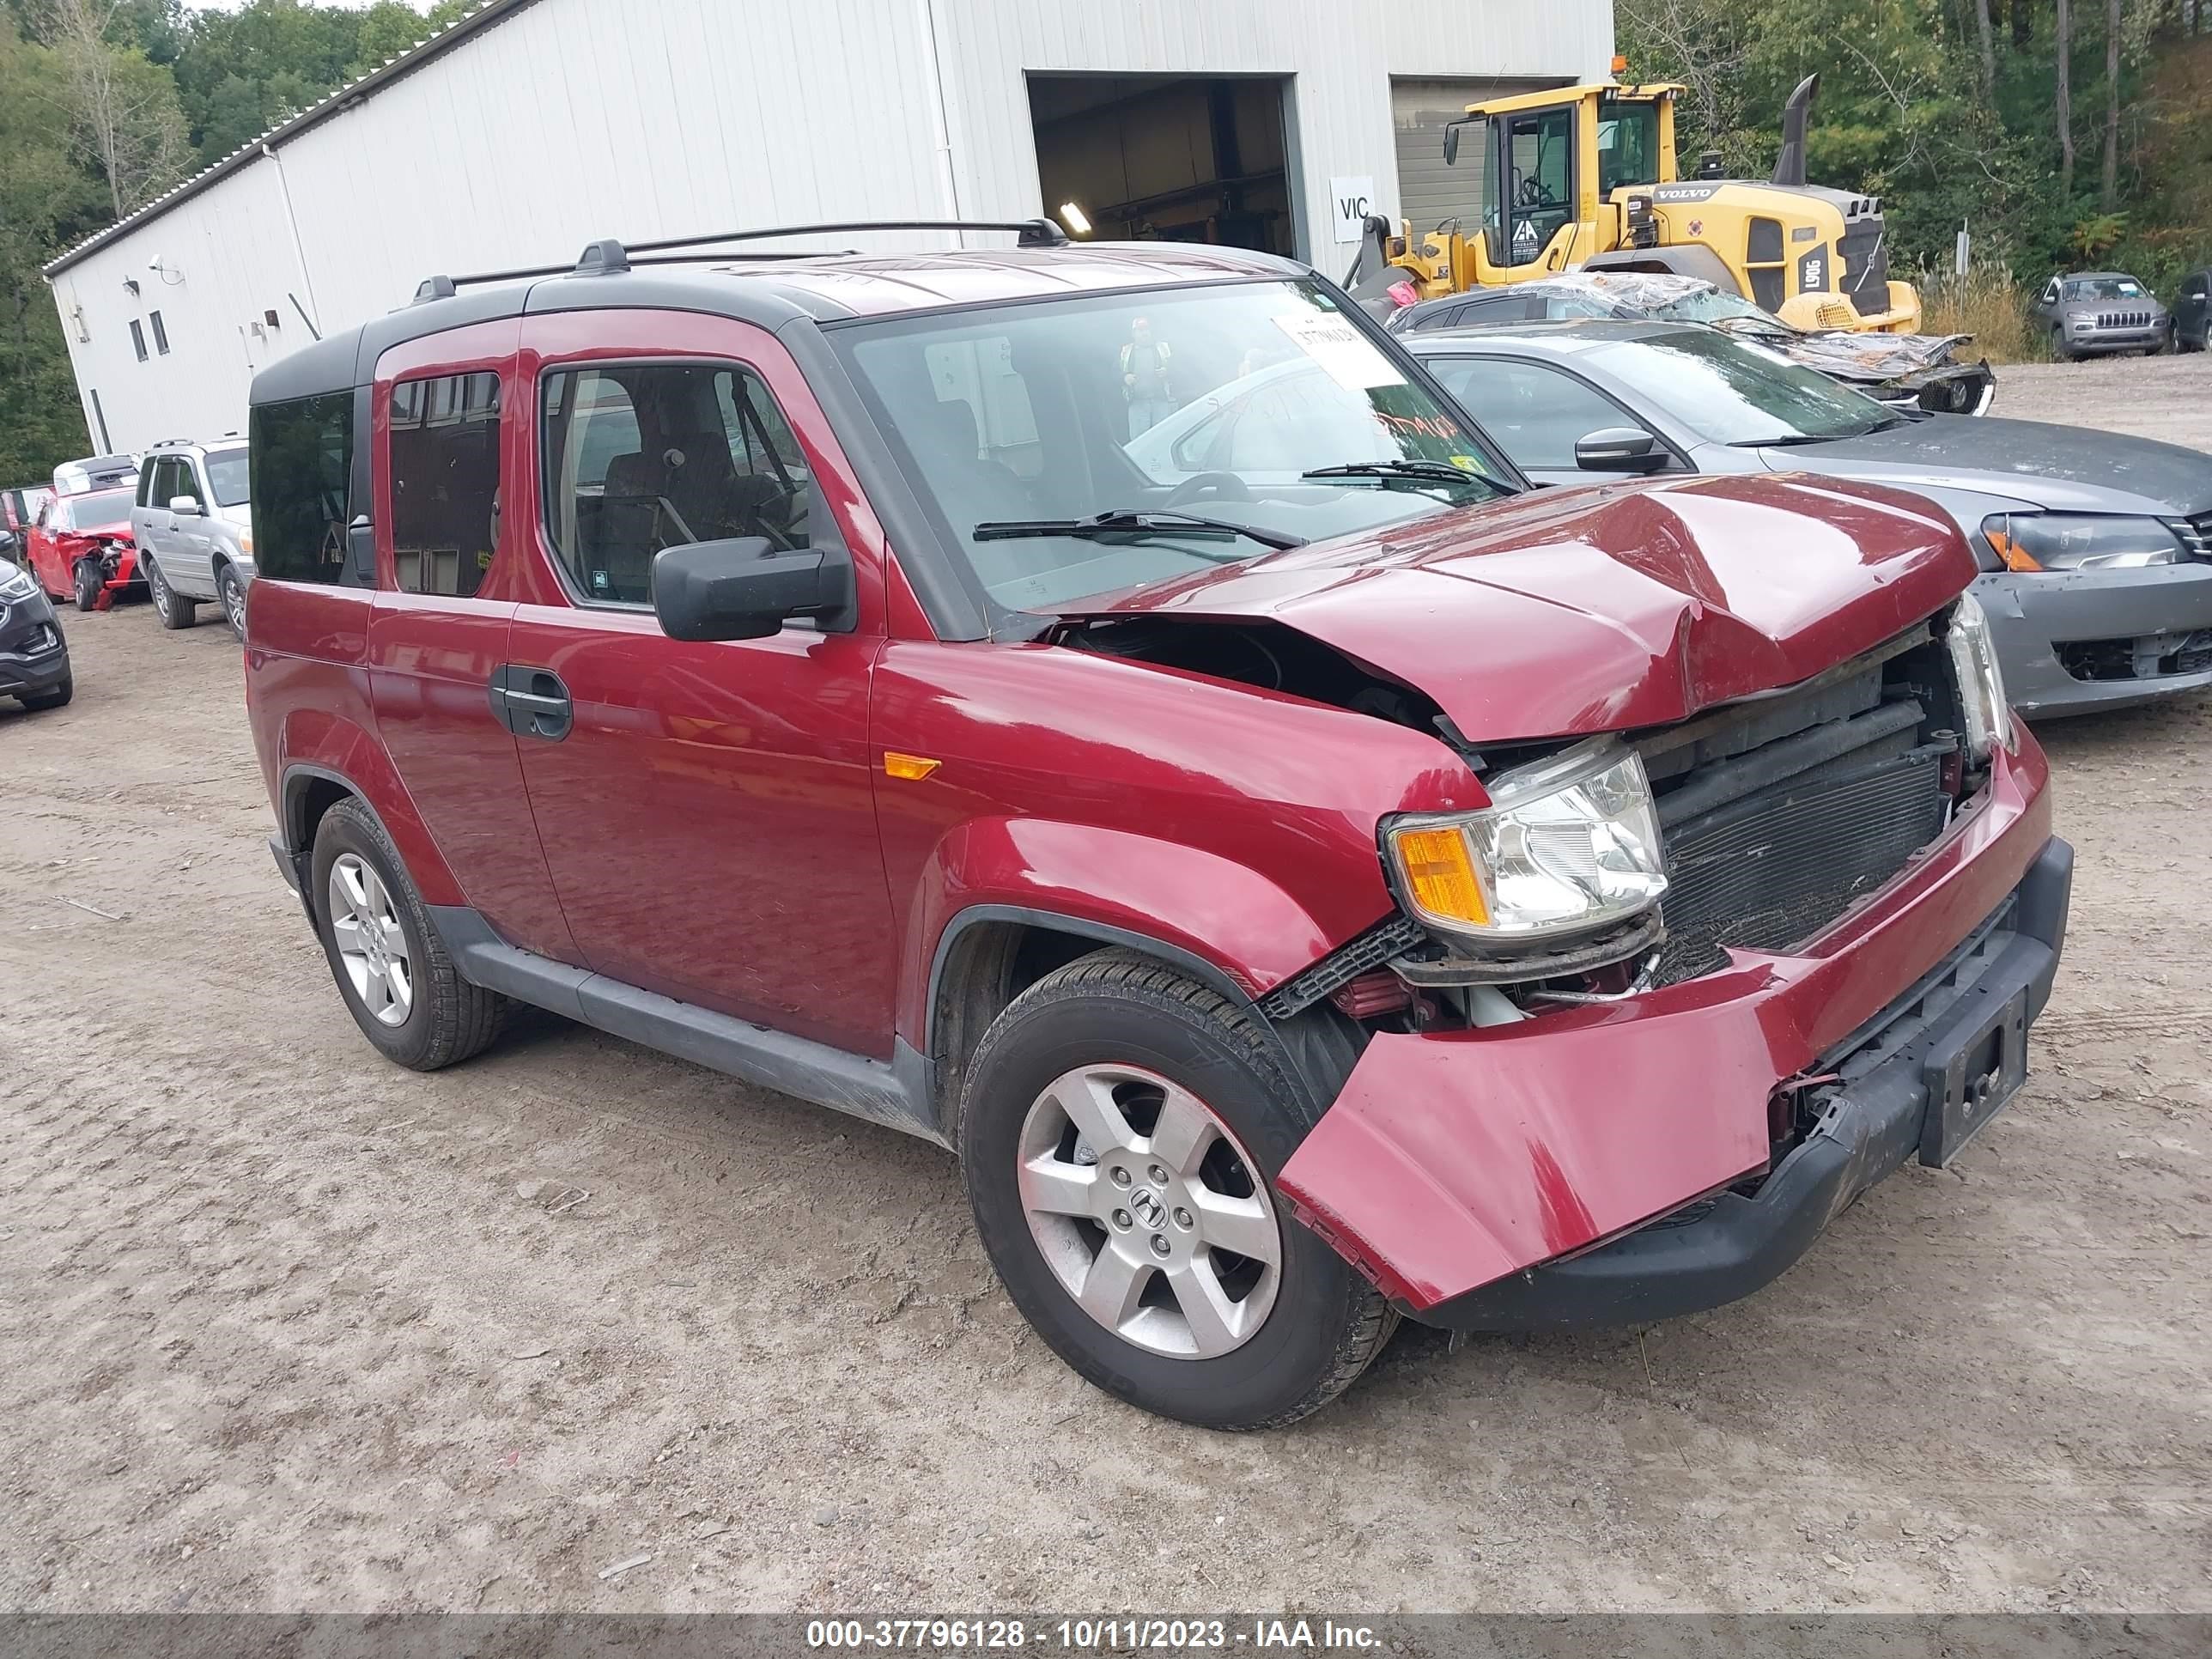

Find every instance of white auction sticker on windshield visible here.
[1272,311,1406,392]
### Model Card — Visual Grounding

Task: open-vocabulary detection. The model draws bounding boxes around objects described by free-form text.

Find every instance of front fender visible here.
[896,816,1346,1043]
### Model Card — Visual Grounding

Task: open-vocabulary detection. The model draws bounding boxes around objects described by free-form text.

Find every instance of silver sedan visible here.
[1402,319,2212,719]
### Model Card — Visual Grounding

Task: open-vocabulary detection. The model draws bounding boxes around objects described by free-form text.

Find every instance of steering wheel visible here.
[1164,471,1254,507]
[1516,177,1562,210]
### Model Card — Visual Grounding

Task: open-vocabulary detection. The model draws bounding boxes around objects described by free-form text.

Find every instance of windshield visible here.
[1595,329,1893,445]
[60,489,135,529]
[204,450,250,507]
[832,278,1511,620]
[1649,287,1789,331]
[2065,276,2145,302]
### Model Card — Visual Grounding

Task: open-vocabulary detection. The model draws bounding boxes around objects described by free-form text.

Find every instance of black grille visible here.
[2095,310,2154,330]
[1655,744,1949,984]
[2175,512,2212,560]
[1837,219,1889,309]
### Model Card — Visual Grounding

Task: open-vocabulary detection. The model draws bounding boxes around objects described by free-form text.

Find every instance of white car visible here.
[130,439,256,639]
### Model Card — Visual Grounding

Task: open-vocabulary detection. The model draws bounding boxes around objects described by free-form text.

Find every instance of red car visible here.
[27,483,141,611]
[244,226,2069,1429]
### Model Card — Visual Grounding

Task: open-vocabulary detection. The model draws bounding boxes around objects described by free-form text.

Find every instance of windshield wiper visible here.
[972,510,1307,552]
[1735,417,1905,449]
[1302,459,1497,490]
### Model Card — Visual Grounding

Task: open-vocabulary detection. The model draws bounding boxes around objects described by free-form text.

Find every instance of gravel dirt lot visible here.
[3,353,2209,1618]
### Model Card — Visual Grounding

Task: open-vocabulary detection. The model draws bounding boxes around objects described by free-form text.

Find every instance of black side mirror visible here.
[1575,427,1670,474]
[653,536,854,642]
[1443,125,1460,167]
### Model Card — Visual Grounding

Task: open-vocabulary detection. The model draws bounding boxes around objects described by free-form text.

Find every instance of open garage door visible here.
[1030,74,1294,257]
[1392,77,1560,240]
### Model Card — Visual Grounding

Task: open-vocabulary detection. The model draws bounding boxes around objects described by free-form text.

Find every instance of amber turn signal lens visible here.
[1393,826,1490,927]
[883,751,942,781]
[1984,526,2041,572]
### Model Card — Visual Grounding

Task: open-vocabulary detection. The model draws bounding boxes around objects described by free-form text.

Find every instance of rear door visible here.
[506,307,896,1056]
[363,324,577,963]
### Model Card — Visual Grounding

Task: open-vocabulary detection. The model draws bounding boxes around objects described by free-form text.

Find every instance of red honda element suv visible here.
[244,222,2069,1429]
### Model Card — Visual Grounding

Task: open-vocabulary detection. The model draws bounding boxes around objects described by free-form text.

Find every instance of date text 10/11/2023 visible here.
[805,1618,1385,1650]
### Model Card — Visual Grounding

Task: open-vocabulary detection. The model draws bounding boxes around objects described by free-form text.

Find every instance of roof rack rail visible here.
[412,217,1068,305]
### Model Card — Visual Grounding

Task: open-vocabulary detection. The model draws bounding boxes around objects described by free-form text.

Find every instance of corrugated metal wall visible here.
[47,0,1611,452]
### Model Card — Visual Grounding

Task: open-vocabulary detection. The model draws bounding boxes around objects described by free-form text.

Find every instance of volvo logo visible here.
[1130,1188,1168,1231]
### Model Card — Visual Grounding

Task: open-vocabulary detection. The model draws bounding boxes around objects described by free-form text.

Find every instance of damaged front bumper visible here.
[1977,564,2212,717]
[1276,738,2063,1328]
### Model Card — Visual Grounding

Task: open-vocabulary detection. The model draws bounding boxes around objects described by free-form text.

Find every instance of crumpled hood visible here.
[1755,326,1978,385]
[1055,474,1976,744]
[1765,414,2212,517]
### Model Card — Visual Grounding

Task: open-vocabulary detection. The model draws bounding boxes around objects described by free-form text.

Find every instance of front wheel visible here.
[72,560,101,611]
[959,950,1393,1430]
[216,562,247,641]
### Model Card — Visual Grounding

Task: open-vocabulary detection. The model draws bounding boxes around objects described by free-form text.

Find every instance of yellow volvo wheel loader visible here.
[1354,74,1922,334]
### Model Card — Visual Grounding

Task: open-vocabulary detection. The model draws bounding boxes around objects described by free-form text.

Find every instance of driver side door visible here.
[506,309,897,1058]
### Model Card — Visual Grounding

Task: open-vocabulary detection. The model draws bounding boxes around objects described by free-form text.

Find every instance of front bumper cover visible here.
[1420,836,2069,1331]
[1277,737,2057,1318]
[1977,565,2212,717]
[0,587,70,696]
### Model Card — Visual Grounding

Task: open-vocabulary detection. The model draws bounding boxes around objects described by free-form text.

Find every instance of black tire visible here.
[18,675,71,711]
[216,561,247,642]
[959,948,1394,1431]
[147,556,197,629]
[309,797,507,1070]
[72,560,100,611]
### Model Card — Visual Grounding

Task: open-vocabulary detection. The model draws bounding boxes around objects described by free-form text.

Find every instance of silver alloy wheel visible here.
[1017,1063,1282,1359]
[327,854,413,1027]
[218,567,246,636]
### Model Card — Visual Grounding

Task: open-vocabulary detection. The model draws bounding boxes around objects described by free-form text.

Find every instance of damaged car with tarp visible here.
[1388,270,1997,416]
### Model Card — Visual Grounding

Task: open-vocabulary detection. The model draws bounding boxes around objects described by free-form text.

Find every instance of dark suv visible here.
[246,223,2069,1429]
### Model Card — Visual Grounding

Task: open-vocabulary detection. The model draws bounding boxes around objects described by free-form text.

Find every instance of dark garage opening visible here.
[1028,74,1295,256]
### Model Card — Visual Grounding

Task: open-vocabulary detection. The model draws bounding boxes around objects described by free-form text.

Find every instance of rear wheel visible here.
[309,798,507,1070]
[72,559,100,611]
[216,562,247,641]
[147,556,197,629]
[959,949,1393,1430]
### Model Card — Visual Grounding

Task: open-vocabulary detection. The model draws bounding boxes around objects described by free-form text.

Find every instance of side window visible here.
[249,391,356,586]
[2185,275,2209,300]
[137,456,160,508]
[540,362,820,607]
[1428,356,1646,471]
[1541,295,1615,319]
[163,457,200,508]
[390,371,501,597]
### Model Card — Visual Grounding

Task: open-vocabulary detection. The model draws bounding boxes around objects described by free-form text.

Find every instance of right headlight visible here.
[0,560,36,600]
[1946,592,2015,759]
[1983,512,2184,571]
[1384,738,1668,945]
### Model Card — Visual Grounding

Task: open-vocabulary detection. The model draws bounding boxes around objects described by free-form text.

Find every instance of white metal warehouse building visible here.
[45,0,1613,453]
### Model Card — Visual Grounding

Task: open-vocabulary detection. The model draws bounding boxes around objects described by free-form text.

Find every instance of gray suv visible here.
[2034,270,2172,361]
[131,439,256,639]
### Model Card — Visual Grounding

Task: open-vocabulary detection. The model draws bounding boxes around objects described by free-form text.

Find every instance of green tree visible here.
[0,19,114,475]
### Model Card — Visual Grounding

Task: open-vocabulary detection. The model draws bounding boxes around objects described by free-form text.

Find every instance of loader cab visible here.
[1443,85,1677,287]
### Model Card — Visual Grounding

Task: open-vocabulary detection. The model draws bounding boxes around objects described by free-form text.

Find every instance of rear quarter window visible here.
[250,392,356,585]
